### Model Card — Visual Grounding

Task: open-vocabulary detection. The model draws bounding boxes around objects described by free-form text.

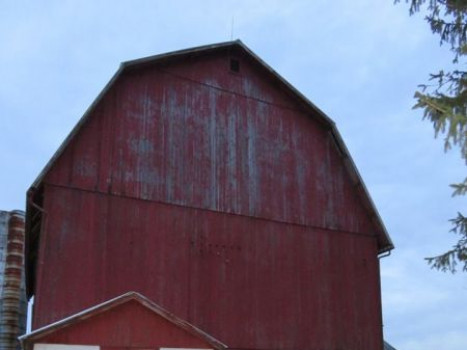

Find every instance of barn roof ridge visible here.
[27,40,393,253]
[19,291,227,350]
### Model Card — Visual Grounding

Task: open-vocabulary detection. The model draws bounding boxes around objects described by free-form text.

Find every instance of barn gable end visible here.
[21,292,226,350]
[35,41,390,241]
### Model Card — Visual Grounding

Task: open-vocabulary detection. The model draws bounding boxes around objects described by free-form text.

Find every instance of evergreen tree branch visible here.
[426,213,467,272]
[397,0,467,273]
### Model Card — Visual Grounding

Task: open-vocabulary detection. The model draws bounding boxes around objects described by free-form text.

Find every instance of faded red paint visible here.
[27,42,389,350]
[25,295,223,350]
[45,51,378,235]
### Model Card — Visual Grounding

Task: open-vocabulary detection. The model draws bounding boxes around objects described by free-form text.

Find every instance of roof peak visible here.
[26,40,393,254]
[121,39,248,69]
[20,291,227,350]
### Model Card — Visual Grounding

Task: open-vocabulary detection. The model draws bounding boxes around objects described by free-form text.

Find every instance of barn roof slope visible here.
[27,39,393,253]
[19,291,227,350]
[384,341,398,350]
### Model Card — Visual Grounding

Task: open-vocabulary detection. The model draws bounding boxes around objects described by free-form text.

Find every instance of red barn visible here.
[24,40,393,350]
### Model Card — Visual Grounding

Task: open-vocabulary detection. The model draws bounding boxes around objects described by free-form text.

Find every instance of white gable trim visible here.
[34,345,99,350]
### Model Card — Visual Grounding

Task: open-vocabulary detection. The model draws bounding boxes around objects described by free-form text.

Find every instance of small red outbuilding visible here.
[20,292,226,350]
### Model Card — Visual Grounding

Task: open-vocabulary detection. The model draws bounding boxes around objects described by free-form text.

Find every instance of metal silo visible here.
[0,210,27,350]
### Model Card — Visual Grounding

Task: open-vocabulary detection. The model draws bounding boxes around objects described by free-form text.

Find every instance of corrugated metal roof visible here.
[27,40,393,253]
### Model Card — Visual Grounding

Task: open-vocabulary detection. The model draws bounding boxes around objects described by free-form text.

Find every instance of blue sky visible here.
[1,1,466,349]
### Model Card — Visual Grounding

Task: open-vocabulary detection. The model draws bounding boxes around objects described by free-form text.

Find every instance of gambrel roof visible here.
[26,40,393,268]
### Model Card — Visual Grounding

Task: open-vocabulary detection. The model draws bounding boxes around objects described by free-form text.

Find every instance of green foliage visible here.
[397,0,467,272]
[404,0,467,58]
[425,213,467,272]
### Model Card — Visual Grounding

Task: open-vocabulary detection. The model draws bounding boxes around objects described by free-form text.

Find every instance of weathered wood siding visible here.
[32,48,384,350]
